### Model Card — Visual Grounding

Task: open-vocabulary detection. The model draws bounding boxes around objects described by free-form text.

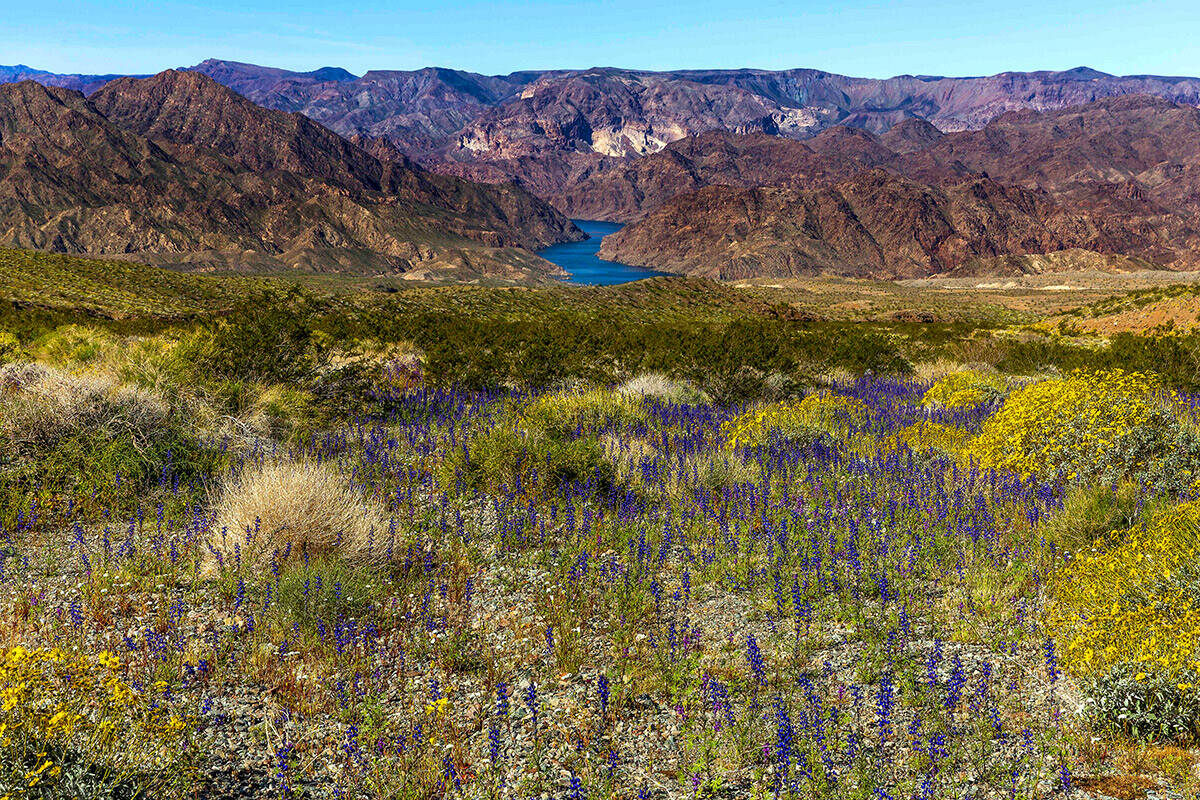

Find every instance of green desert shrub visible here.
[518,388,647,439]
[523,435,614,492]
[180,291,329,385]
[1041,481,1158,552]
[694,450,759,492]
[273,554,390,632]
[453,425,613,495]
[888,421,970,459]
[449,388,643,496]
[1086,663,1200,744]
[27,324,116,367]
[452,426,527,491]
[702,367,806,407]
[0,330,20,364]
[998,331,1200,391]
[246,385,318,439]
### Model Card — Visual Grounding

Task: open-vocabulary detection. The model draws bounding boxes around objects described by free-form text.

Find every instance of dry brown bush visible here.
[0,362,169,447]
[618,372,710,405]
[207,459,389,573]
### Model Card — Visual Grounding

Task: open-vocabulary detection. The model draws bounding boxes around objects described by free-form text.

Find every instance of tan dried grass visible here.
[0,362,168,447]
[207,459,388,572]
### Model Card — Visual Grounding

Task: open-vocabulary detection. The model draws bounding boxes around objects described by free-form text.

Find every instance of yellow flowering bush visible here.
[1047,501,1200,740]
[1,646,192,796]
[721,393,867,449]
[889,421,970,457]
[1046,501,1200,679]
[921,370,1006,409]
[967,369,1199,491]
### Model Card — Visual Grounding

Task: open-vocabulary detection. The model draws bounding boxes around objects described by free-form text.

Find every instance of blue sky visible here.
[4,0,1198,78]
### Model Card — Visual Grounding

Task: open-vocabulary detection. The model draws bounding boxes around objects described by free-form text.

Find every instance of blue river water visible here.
[538,220,670,285]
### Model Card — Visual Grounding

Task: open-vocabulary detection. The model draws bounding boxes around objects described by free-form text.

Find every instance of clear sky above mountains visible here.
[6,0,1199,78]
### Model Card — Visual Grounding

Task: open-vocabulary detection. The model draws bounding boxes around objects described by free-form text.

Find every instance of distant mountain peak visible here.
[192,57,254,69]
[306,66,357,82]
[1059,66,1111,79]
[880,117,945,153]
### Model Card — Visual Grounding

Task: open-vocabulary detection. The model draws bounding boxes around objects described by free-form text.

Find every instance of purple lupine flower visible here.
[568,771,585,800]
[597,674,610,717]
[746,634,765,687]
[877,672,895,743]
[1044,637,1061,684]
[525,682,539,741]
[496,681,509,718]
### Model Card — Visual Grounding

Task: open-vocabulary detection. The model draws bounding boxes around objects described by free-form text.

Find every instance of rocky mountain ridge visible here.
[0,71,581,278]
[8,59,1200,280]
[8,60,1200,177]
[597,96,1200,277]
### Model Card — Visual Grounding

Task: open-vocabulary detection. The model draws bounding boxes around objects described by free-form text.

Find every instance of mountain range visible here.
[596,96,1200,277]
[11,60,1200,174]
[0,70,580,278]
[6,59,1200,279]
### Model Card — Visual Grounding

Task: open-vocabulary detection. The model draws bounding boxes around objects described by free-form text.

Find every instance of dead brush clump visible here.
[0,361,169,448]
[206,459,390,573]
[618,372,710,405]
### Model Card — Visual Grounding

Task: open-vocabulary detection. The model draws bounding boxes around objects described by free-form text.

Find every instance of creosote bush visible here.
[180,289,329,385]
[455,423,614,496]
[1041,481,1155,552]
[0,330,19,363]
[518,389,647,439]
[207,459,389,573]
[694,449,759,492]
[451,389,646,496]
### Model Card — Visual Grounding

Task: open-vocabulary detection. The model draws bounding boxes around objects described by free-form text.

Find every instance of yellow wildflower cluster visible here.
[425,696,450,717]
[519,389,647,438]
[967,369,1175,480]
[888,420,970,456]
[1046,501,1200,680]
[721,393,867,450]
[1,646,191,794]
[921,370,1006,409]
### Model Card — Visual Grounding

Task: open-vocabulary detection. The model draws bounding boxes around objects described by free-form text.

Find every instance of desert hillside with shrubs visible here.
[3,251,1200,797]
